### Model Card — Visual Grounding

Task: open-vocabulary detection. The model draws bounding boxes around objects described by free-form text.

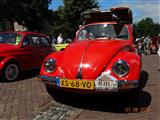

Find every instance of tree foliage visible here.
[0,0,52,33]
[1,0,159,38]
[133,17,160,38]
[50,0,99,39]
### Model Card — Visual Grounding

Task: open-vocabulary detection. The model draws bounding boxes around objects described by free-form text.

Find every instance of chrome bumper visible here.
[37,75,139,91]
[117,80,139,89]
[38,75,60,85]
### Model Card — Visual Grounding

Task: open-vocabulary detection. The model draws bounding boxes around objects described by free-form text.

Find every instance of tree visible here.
[133,17,160,38]
[50,0,99,39]
[0,0,52,33]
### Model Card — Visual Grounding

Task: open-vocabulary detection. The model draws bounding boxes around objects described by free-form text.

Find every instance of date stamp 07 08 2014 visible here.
[125,107,151,113]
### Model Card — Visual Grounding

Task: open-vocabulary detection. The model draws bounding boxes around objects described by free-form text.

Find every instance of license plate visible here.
[95,80,118,90]
[60,79,94,90]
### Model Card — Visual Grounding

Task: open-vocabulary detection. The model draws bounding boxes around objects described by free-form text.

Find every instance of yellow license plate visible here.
[60,79,94,90]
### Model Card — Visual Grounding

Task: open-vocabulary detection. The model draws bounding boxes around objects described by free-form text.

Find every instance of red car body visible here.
[39,8,141,93]
[0,31,55,81]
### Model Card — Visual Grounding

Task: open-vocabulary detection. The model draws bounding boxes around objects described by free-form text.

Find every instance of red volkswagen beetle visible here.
[0,32,55,81]
[38,7,141,93]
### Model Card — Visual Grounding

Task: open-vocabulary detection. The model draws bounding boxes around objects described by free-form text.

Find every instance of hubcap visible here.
[5,64,19,81]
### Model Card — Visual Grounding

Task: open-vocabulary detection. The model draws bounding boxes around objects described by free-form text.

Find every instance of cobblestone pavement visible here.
[0,55,160,120]
[0,69,53,120]
[28,103,80,120]
[29,55,160,120]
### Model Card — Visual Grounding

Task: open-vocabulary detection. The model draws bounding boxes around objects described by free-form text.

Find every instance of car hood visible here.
[62,40,130,79]
[0,44,19,53]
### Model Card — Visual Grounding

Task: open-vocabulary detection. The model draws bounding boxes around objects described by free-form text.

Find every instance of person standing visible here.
[57,33,63,44]
[157,41,160,62]
[76,25,83,35]
[137,42,142,54]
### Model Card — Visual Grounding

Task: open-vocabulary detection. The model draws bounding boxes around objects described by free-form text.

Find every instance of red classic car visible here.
[38,7,141,94]
[0,31,55,81]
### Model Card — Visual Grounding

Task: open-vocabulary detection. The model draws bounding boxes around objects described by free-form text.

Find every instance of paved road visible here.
[0,55,159,120]
[0,69,53,120]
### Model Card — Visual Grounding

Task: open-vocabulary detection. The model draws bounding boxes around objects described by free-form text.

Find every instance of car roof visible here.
[81,7,133,24]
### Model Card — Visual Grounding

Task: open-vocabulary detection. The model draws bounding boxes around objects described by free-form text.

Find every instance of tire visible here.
[2,63,19,81]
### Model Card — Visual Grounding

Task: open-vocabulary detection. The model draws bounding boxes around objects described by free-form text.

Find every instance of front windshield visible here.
[77,24,129,40]
[0,33,22,45]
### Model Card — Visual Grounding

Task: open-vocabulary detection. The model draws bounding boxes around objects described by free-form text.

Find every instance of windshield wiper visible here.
[116,35,128,38]
[95,36,114,39]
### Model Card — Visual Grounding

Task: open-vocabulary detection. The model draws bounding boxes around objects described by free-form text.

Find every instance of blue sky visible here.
[49,0,160,23]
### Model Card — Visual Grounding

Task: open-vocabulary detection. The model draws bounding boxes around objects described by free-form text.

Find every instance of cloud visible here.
[110,1,160,23]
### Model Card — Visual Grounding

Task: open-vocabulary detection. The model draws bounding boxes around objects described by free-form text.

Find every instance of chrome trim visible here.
[44,58,56,73]
[112,60,129,77]
[118,80,139,89]
[76,41,91,79]
[37,75,59,85]
[38,75,139,91]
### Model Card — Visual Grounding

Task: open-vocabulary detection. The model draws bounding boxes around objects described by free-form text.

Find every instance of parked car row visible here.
[0,7,142,96]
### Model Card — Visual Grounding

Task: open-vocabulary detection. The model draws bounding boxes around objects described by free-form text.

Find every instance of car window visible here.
[41,37,50,47]
[30,35,41,47]
[22,35,33,46]
[77,24,129,40]
[78,29,88,40]
[0,33,22,45]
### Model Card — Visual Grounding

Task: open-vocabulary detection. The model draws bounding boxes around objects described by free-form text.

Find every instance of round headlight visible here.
[44,58,56,73]
[112,60,129,77]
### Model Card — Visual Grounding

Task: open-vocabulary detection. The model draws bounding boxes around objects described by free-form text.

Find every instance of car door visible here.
[19,34,37,70]
[29,34,46,67]
[19,34,54,70]
[38,36,54,66]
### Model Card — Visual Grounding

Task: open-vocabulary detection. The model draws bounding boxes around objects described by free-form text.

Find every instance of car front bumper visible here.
[38,75,139,92]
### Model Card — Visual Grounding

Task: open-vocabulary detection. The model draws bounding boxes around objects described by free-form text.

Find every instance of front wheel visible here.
[2,63,19,81]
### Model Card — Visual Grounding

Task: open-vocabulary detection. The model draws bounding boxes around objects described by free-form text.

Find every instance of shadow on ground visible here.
[50,70,151,113]
[18,68,40,80]
[0,68,40,82]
